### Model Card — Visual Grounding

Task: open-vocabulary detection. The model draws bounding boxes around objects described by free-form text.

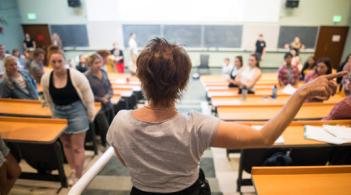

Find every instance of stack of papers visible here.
[304,125,351,145]
[282,84,297,95]
[252,125,285,144]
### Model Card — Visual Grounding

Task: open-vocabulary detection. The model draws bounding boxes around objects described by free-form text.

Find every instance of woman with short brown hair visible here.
[107,38,345,194]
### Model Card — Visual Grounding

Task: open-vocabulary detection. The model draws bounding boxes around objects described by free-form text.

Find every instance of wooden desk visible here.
[0,116,67,144]
[252,165,351,195]
[217,103,335,121]
[239,120,351,147]
[0,98,101,118]
[207,88,288,98]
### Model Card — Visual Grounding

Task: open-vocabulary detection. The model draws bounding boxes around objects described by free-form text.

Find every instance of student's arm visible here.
[240,69,262,89]
[212,72,347,149]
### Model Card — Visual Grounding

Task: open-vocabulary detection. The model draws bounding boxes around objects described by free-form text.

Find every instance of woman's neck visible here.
[8,71,19,78]
[54,68,66,78]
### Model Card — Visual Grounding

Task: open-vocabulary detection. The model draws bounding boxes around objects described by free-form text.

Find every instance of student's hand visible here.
[297,71,347,100]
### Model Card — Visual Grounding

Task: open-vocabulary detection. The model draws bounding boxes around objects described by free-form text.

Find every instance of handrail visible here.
[68,147,115,195]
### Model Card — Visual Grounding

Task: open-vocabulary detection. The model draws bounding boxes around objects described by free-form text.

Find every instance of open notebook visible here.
[304,125,351,145]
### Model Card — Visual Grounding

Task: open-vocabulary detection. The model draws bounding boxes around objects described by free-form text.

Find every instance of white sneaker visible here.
[67,170,76,186]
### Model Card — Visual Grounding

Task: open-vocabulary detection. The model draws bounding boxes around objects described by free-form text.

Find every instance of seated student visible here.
[12,49,25,69]
[231,53,262,94]
[228,56,243,88]
[29,48,45,83]
[290,49,302,71]
[0,139,21,195]
[304,58,332,83]
[97,50,111,72]
[340,57,351,95]
[111,42,125,73]
[300,56,316,80]
[76,55,88,73]
[337,54,351,85]
[41,50,95,185]
[106,38,343,194]
[324,84,351,120]
[222,57,232,75]
[86,54,114,146]
[0,56,39,99]
[278,52,300,86]
[0,44,10,79]
[23,49,34,70]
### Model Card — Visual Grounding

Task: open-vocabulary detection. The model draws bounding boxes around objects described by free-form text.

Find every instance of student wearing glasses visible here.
[107,38,345,194]
[41,50,96,185]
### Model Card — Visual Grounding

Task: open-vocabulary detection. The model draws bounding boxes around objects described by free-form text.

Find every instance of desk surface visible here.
[0,98,101,118]
[242,120,351,147]
[252,165,351,195]
[217,103,334,121]
[212,94,344,107]
[0,116,67,144]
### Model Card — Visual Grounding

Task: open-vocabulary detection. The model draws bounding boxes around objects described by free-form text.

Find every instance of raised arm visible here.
[212,71,347,149]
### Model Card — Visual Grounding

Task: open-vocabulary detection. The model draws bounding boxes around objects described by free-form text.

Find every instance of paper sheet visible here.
[304,125,349,145]
[282,84,297,95]
[323,125,351,141]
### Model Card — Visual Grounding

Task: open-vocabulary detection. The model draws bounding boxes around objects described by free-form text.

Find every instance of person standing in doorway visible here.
[255,34,266,62]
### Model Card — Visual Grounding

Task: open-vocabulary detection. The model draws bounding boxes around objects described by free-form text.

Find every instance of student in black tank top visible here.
[49,69,80,105]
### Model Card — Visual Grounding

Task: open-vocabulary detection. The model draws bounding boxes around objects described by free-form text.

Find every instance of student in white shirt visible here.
[0,44,10,79]
[228,56,243,88]
[222,57,232,75]
[232,53,262,93]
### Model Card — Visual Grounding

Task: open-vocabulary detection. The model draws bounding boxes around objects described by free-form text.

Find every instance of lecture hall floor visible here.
[10,69,256,195]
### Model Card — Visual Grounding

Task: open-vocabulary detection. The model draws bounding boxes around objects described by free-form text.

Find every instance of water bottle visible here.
[272,85,278,99]
[241,88,248,101]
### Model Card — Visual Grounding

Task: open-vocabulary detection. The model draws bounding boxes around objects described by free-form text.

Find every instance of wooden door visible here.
[22,24,51,50]
[315,26,349,68]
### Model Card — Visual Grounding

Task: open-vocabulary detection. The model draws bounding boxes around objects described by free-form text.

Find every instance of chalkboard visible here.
[278,26,319,49]
[122,25,161,48]
[50,25,89,47]
[204,25,242,48]
[163,25,202,47]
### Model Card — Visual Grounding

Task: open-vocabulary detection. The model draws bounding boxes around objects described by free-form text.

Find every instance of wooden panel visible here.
[252,165,351,195]
[315,26,349,68]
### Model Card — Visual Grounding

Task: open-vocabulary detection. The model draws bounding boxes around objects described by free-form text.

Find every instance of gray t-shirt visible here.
[107,110,220,193]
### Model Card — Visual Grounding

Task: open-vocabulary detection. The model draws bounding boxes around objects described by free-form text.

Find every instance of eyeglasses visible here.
[51,60,63,64]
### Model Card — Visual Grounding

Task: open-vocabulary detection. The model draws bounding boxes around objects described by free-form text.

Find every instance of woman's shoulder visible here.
[41,69,53,86]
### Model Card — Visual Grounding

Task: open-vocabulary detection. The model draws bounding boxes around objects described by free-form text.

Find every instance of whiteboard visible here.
[242,24,280,51]
[87,21,124,49]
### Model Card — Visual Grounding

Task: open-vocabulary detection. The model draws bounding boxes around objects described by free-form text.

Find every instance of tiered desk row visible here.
[200,73,351,194]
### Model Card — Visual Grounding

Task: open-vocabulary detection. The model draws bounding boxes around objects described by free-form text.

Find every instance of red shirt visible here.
[324,96,351,120]
[278,64,300,86]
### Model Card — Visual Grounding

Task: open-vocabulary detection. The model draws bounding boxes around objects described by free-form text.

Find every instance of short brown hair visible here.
[87,53,102,66]
[33,48,45,57]
[136,38,192,107]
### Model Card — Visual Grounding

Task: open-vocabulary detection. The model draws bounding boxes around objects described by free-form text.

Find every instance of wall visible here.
[17,0,87,24]
[0,0,24,51]
[15,0,351,68]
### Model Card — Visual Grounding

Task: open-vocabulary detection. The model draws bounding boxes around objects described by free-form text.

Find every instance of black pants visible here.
[130,169,211,195]
[238,88,255,94]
